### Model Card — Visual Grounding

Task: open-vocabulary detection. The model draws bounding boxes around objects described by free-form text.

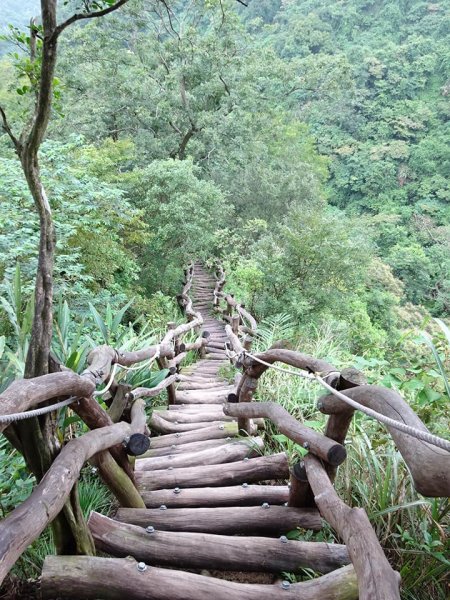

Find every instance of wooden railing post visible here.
[288,460,315,507]
[231,314,240,335]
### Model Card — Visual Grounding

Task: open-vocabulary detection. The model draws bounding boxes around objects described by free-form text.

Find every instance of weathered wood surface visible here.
[154,408,235,423]
[136,437,264,471]
[140,437,238,459]
[136,452,289,491]
[148,422,241,449]
[242,347,339,382]
[224,402,346,466]
[141,484,289,508]
[115,504,322,534]
[42,557,358,600]
[0,400,147,586]
[0,372,93,433]
[108,383,132,423]
[149,412,230,434]
[289,461,315,508]
[318,385,450,497]
[89,512,347,574]
[127,374,179,401]
[177,380,230,390]
[305,454,401,600]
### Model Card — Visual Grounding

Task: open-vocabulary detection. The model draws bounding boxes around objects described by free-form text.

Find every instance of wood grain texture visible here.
[0,401,147,585]
[41,556,358,600]
[115,504,322,534]
[141,484,289,508]
[136,452,289,491]
[136,437,264,471]
[224,402,346,466]
[305,454,401,600]
[318,385,450,496]
[89,512,346,574]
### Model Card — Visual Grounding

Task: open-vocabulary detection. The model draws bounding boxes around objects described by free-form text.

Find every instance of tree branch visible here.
[0,106,20,152]
[53,0,130,40]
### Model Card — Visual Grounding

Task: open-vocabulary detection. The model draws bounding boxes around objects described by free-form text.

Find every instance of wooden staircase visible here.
[74,264,355,599]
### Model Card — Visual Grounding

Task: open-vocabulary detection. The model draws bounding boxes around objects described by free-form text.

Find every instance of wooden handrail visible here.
[318,385,450,497]
[223,401,346,466]
[305,454,401,599]
[0,400,147,585]
[0,264,204,584]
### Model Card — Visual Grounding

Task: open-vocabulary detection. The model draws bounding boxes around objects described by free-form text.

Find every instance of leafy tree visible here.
[127,158,231,293]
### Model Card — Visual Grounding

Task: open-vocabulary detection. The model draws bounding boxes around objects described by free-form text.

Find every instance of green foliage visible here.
[0,437,34,518]
[0,137,148,307]
[128,158,231,294]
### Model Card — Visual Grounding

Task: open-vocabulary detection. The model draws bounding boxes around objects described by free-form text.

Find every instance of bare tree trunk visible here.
[22,154,55,378]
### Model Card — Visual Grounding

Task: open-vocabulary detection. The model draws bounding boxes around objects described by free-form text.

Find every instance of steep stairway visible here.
[84,263,352,596]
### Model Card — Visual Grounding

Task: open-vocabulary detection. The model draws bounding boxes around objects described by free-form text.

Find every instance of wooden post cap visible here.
[292,461,308,482]
[227,393,239,403]
[125,434,150,456]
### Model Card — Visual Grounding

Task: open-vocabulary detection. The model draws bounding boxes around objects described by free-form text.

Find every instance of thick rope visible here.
[242,351,450,453]
[93,362,119,397]
[0,396,77,424]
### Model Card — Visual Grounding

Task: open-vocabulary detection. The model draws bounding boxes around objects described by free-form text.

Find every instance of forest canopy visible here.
[1,0,448,349]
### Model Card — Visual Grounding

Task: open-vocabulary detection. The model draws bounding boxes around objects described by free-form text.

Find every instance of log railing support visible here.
[0,400,147,586]
[304,454,401,600]
[288,461,315,508]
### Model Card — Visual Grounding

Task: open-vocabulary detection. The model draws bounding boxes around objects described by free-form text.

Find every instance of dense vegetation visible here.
[0,0,448,598]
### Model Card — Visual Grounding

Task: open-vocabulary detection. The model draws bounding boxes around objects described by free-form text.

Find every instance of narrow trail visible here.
[6,263,445,598]
[87,263,350,592]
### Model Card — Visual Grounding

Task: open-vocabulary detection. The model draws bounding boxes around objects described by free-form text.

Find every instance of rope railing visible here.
[215,263,450,499]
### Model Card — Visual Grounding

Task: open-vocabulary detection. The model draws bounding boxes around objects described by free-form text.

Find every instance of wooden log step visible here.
[42,556,358,600]
[141,437,239,459]
[148,422,241,449]
[206,344,226,351]
[177,388,231,400]
[175,396,227,406]
[88,513,348,574]
[184,364,225,372]
[204,347,227,354]
[150,413,231,434]
[205,354,228,361]
[168,403,232,411]
[177,375,228,384]
[177,382,232,391]
[181,365,222,380]
[175,396,229,406]
[136,438,264,471]
[179,373,226,381]
[153,409,234,423]
[177,382,231,391]
[136,452,289,491]
[141,484,289,508]
[116,504,322,534]
[188,367,226,374]
[158,408,264,429]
